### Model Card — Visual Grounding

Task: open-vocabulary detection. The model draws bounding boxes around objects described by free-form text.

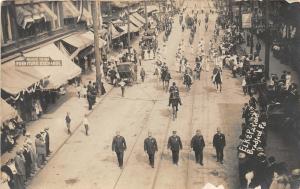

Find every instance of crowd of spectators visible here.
[1,129,51,189]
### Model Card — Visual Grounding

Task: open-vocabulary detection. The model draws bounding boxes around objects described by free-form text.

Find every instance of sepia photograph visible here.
[0,0,300,188]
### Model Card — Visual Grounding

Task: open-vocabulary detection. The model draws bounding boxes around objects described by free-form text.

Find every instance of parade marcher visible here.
[14,149,26,189]
[212,66,223,92]
[213,128,226,164]
[112,131,127,169]
[167,131,183,165]
[65,112,71,134]
[140,67,146,82]
[190,130,205,165]
[144,132,158,168]
[83,114,89,136]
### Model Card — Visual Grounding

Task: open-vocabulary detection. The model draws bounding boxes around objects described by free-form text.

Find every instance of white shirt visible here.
[83,118,89,125]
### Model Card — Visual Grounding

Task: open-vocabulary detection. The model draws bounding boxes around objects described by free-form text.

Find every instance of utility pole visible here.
[127,2,131,54]
[264,0,270,79]
[144,0,148,31]
[250,0,254,56]
[92,0,102,95]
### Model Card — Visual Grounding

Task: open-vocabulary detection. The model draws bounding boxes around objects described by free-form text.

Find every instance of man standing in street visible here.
[167,131,183,165]
[65,112,71,134]
[112,131,127,169]
[140,67,146,82]
[191,129,205,165]
[144,132,158,168]
[213,128,226,164]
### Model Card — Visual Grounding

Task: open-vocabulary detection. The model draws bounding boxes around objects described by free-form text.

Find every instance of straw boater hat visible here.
[291,169,300,177]
[238,152,246,159]
[25,132,31,136]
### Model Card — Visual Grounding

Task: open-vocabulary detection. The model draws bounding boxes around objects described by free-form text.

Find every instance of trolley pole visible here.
[92,0,102,95]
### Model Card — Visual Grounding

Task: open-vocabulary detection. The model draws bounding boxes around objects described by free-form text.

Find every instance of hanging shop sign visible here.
[242,13,252,29]
[15,57,62,66]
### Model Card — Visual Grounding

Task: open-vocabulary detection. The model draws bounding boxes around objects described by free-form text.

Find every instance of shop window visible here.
[17,20,51,39]
[64,17,76,25]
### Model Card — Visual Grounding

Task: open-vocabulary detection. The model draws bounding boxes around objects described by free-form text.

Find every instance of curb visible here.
[26,85,115,185]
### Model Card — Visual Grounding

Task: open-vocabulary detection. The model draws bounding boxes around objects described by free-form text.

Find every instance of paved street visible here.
[19,1,299,189]
[26,1,245,188]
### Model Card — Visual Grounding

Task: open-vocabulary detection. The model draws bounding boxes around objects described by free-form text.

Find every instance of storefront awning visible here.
[25,44,81,89]
[147,5,159,14]
[1,99,19,123]
[111,24,123,39]
[285,0,300,3]
[119,23,140,33]
[15,3,57,29]
[63,1,80,18]
[1,44,81,94]
[1,58,47,95]
[81,31,107,48]
[132,12,146,24]
[129,15,144,28]
[62,33,94,59]
[62,32,106,59]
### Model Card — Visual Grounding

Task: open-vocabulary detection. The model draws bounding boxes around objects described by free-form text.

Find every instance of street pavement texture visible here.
[21,0,299,189]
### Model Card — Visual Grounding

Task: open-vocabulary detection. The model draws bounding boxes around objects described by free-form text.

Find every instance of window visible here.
[1,6,12,44]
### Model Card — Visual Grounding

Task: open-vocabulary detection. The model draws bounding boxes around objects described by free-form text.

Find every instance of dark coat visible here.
[167,135,182,152]
[213,133,226,148]
[112,136,127,153]
[191,135,205,151]
[144,137,158,154]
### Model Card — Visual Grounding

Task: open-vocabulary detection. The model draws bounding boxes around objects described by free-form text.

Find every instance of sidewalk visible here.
[241,32,300,85]
[1,33,143,164]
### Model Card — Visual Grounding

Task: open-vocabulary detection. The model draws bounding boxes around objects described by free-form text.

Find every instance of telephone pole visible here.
[144,0,148,31]
[127,2,131,53]
[264,0,270,79]
[92,0,102,95]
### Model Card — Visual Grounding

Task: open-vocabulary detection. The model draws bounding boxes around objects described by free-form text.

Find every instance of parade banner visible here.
[242,13,252,29]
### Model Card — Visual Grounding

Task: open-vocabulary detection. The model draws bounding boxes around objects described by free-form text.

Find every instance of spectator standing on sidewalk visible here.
[83,114,89,136]
[255,41,261,57]
[44,128,51,156]
[22,144,32,180]
[14,149,26,189]
[35,134,46,168]
[65,112,71,135]
[112,131,127,169]
[140,67,146,82]
[242,76,247,96]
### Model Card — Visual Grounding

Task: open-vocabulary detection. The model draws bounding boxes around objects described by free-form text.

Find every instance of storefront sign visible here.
[242,13,252,29]
[15,57,62,66]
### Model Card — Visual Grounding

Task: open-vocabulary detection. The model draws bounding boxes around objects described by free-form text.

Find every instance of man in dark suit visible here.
[144,132,158,168]
[44,128,51,156]
[167,131,182,165]
[112,131,127,169]
[191,129,205,165]
[213,128,226,164]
